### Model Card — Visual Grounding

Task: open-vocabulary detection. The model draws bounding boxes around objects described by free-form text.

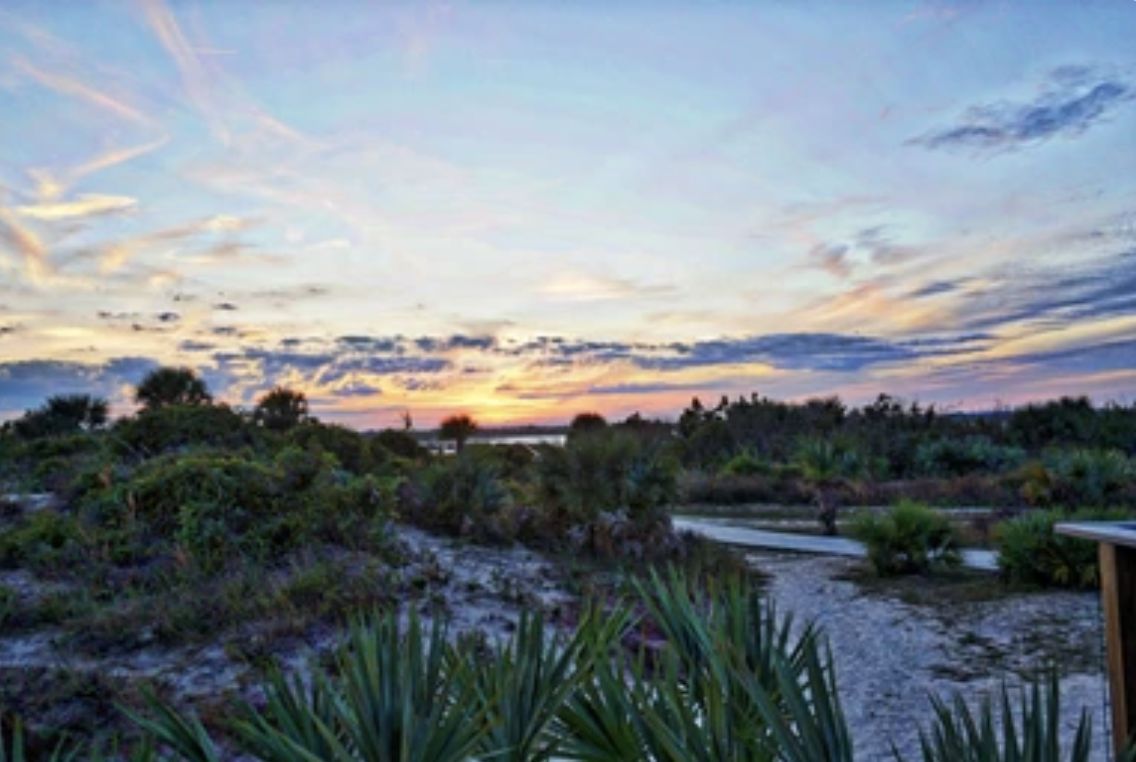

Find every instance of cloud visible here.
[538,272,673,302]
[414,334,496,352]
[12,56,151,125]
[0,356,157,415]
[0,207,50,280]
[854,226,916,265]
[15,194,137,220]
[636,333,917,372]
[912,67,1133,152]
[333,381,383,397]
[809,243,851,278]
[958,248,1136,330]
[95,214,260,273]
[1005,338,1136,375]
[97,310,142,321]
[28,137,168,202]
[909,280,961,299]
[500,331,990,374]
[587,381,709,396]
[805,227,918,279]
[137,0,223,138]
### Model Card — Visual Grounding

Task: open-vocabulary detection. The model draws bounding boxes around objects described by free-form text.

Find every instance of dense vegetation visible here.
[674,393,1136,510]
[2,372,1135,756]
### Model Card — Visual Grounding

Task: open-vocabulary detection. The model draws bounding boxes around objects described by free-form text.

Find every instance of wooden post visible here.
[1057,522,1136,758]
[1100,541,1136,756]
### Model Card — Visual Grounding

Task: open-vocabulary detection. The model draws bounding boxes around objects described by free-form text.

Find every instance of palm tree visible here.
[134,367,211,410]
[253,387,309,431]
[796,438,863,536]
[439,413,478,453]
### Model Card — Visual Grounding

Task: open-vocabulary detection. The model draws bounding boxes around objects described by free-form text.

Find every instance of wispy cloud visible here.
[28,137,168,202]
[15,193,136,220]
[538,272,673,302]
[912,66,1133,152]
[11,55,151,125]
[955,247,1136,331]
[809,243,851,278]
[0,207,50,280]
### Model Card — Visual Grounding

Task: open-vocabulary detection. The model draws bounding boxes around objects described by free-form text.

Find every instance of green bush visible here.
[719,451,771,477]
[287,422,372,474]
[0,510,82,570]
[851,501,961,576]
[914,436,1026,477]
[795,437,866,482]
[111,404,256,457]
[373,428,427,460]
[408,454,515,542]
[537,429,676,525]
[1047,449,1135,506]
[995,507,1132,588]
[82,449,391,571]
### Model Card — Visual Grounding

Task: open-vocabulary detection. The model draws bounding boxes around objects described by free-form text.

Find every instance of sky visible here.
[1,1,1135,427]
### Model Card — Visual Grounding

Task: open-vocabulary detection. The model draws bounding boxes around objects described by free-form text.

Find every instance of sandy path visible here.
[752,551,1110,760]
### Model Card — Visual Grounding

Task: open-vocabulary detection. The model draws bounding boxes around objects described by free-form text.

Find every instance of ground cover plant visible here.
[2,570,1129,761]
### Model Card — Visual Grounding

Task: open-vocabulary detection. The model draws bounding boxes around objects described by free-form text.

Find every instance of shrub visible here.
[679,472,812,505]
[373,428,427,460]
[795,437,866,482]
[86,449,391,571]
[1047,448,1134,507]
[0,510,82,571]
[111,404,255,457]
[719,451,771,477]
[995,507,1132,588]
[409,454,515,541]
[851,501,961,576]
[538,428,677,526]
[12,395,108,439]
[914,436,1026,477]
[287,422,371,474]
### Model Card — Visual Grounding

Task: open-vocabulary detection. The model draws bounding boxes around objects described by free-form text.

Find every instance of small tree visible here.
[568,412,607,444]
[569,412,607,434]
[796,438,864,536]
[439,414,478,453]
[135,367,212,409]
[253,386,309,431]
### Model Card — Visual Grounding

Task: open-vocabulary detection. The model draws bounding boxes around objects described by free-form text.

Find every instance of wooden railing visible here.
[1056,522,1136,757]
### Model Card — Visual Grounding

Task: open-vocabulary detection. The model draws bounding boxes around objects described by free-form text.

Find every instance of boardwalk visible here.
[673,515,999,571]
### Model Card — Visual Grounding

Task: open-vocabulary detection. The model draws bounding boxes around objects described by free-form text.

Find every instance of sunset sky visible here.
[2,1,1135,427]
